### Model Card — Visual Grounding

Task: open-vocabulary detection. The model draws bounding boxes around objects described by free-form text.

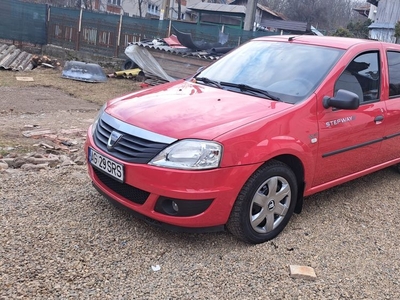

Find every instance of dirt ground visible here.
[0,68,140,154]
[1,67,400,299]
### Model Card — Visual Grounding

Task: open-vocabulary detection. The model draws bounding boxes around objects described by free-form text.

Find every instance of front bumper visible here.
[85,130,261,229]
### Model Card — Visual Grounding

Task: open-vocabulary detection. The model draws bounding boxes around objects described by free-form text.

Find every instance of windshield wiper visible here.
[194,77,223,89]
[220,82,280,101]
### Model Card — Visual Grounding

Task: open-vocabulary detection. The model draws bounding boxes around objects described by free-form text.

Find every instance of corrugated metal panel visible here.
[260,20,310,32]
[257,4,287,20]
[369,22,395,29]
[132,40,222,61]
[374,0,400,24]
[129,41,217,79]
[368,0,400,42]
[0,44,33,71]
[188,3,246,14]
[370,29,396,43]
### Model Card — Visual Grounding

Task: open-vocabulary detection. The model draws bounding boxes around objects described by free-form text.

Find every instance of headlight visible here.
[149,139,222,170]
[91,104,106,136]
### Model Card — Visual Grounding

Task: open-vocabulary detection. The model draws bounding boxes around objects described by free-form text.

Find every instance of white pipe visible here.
[78,8,83,32]
[117,13,123,47]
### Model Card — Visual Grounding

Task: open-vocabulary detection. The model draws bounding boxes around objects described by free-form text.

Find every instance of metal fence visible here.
[0,0,47,45]
[1,0,275,57]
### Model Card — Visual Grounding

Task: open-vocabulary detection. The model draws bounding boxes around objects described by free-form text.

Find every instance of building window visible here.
[109,0,121,6]
[147,4,160,15]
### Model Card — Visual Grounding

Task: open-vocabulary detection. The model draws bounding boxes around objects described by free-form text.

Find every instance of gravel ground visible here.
[1,86,400,299]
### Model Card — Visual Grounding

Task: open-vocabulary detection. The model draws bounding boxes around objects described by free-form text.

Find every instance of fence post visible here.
[45,5,50,47]
[168,19,172,37]
[76,8,83,51]
[115,13,123,57]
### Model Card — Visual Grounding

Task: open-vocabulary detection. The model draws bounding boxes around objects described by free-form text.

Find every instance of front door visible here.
[313,51,386,187]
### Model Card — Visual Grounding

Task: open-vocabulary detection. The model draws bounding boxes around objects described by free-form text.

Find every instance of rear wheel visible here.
[227,160,298,244]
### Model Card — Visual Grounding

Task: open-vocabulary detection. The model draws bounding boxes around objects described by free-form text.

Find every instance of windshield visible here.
[196,40,344,104]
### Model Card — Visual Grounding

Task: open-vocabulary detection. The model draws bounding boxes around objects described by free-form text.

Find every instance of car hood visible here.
[106,80,292,140]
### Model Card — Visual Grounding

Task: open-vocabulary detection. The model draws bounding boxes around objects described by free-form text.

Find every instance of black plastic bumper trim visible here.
[92,182,224,234]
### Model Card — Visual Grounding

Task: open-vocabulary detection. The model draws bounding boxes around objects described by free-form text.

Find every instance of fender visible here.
[218,95,319,188]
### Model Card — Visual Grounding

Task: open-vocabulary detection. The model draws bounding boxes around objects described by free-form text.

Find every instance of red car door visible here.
[313,50,387,188]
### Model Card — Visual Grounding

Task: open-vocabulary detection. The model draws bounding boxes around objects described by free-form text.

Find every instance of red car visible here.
[85,35,400,244]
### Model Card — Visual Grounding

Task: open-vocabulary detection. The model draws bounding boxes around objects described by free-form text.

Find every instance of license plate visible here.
[89,148,124,182]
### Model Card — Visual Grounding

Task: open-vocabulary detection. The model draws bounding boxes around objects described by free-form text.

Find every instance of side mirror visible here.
[323,89,360,110]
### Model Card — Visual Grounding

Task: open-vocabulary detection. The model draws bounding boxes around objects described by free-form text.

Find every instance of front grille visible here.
[94,114,175,164]
[93,168,150,205]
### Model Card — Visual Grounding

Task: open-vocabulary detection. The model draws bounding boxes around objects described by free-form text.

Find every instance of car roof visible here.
[254,35,383,50]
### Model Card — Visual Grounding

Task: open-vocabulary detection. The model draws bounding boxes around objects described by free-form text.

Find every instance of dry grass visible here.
[0,67,141,105]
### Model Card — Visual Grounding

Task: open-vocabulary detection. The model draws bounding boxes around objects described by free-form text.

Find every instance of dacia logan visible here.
[85,36,400,243]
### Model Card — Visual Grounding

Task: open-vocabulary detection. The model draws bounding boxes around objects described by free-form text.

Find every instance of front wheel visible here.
[227,160,298,244]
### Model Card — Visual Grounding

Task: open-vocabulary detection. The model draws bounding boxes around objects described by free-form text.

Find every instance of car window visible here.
[387,51,400,98]
[334,52,380,103]
[197,40,344,104]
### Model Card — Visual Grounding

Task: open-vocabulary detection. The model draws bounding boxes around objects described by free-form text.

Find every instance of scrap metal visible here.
[0,44,33,71]
[61,61,107,83]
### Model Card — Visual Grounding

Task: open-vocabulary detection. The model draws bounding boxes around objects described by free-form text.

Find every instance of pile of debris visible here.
[0,43,61,71]
[0,126,87,172]
[31,55,61,69]
[0,152,85,171]
[119,28,233,86]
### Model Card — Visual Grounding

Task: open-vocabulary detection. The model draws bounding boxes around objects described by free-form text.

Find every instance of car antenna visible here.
[288,36,296,42]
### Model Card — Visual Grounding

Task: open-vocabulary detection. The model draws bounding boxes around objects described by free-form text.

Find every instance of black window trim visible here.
[335,50,381,105]
[386,50,400,99]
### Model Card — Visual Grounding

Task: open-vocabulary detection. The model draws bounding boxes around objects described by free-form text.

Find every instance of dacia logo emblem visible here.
[107,131,123,151]
[268,200,275,211]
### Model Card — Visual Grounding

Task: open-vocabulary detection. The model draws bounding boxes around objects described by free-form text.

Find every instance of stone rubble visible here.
[0,127,87,172]
[0,151,86,171]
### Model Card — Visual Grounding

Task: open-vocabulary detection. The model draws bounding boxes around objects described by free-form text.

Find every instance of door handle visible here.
[374,115,384,124]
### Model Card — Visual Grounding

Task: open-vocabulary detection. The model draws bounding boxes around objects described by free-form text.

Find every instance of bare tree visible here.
[21,0,72,5]
[177,0,181,20]
[261,0,367,32]
[122,0,148,17]
[285,0,328,27]
[21,0,95,9]
[76,0,93,10]
[260,0,289,13]
[138,0,144,17]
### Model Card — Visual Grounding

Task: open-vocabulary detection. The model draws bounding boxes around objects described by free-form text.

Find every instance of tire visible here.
[227,160,298,244]
[122,59,138,70]
[396,164,400,174]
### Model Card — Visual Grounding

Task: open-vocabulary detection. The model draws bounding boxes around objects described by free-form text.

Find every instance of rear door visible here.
[381,50,400,162]
[313,50,387,187]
